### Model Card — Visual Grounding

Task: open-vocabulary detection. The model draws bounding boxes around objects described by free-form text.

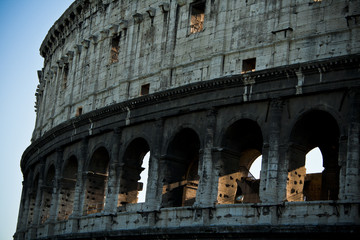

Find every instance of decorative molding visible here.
[133,13,144,23]
[159,3,170,13]
[146,7,156,17]
[21,54,360,170]
[177,0,187,7]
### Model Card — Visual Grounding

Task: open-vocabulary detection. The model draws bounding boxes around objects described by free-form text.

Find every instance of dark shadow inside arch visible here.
[162,128,201,207]
[84,147,109,215]
[287,110,340,201]
[118,138,150,206]
[58,156,78,221]
[27,173,39,226]
[218,119,263,204]
[40,165,55,224]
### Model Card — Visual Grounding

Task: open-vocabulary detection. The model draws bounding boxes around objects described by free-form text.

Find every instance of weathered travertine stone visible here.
[15,0,360,240]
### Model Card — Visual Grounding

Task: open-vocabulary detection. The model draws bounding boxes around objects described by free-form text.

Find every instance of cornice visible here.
[21,54,360,171]
[39,0,95,59]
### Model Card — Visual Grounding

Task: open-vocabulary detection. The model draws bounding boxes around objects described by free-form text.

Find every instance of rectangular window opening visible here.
[242,58,256,74]
[110,34,120,63]
[63,64,69,89]
[76,106,83,117]
[140,84,150,96]
[190,1,205,34]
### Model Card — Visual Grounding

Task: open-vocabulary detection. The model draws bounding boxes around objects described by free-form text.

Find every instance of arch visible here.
[40,164,55,224]
[118,138,150,205]
[88,146,110,174]
[163,123,202,152]
[58,155,78,221]
[288,104,346,139]
[217,119,263,204]
[286,110,340,201]
[27,173,40,226]
[215,113,263,147]
[162,128,201,207]
[83,147,110,215]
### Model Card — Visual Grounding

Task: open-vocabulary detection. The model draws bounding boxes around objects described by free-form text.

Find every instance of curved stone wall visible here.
[15,0,360,239]
[16,54,360,240]
[33,0,359,140]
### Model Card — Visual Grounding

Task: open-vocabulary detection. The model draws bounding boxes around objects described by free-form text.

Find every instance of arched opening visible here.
[305,147,324,173]
[162,128,201,207]
[287,110,340,202]
[302,147,325,201]
[118,138,150,205]
[249,155,262,180]
[27,174,39,225]
[218,119,263,204]
[84,147,110,215]
[40,165,55,224]
[58,156,78,221]
[138,151,150,203]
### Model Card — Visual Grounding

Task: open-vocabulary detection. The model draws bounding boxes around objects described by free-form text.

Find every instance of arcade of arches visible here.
[23,109,342,226]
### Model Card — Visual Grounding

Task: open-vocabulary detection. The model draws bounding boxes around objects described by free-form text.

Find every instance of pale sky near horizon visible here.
[0,1,324,239]
[0,1,74,239]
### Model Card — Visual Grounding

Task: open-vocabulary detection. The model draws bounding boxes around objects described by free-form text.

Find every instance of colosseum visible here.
[14,0,360,239]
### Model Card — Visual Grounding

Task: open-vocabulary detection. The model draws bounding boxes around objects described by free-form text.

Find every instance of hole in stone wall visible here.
[190,1,205,34]
[218,119,262,204]
[27,174,39,225]
[287,110,340,202]
[140,83,150,96]
[249,155,262,180]
[118,138,150,206]
[63,63,69,89]
[303,147,325,201]
[40,165,56,224]
[306,147,324,173]
[138,151,150,203]
[241,58,256,73]
[162,128,200,207]
[76,106,83,117]
[84,147,110,215]
[58,156,78,221]
[110,34,120,63]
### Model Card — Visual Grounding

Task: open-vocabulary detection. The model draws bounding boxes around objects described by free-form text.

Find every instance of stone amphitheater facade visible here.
[15,0,360,239]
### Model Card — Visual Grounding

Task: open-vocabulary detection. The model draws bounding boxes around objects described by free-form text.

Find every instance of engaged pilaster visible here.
[260,98,284,203]
[344,88,360,200]
[195,108,217,207]
[104,128,122,213]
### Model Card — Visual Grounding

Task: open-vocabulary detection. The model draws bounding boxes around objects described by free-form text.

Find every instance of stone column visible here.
[195,109,217,207]
[68,137,88,232]
[14,180,28,240]
[21,172,36,238]
[260,98,284,203]
[46,148,63,235]
[28,160,45,239]
[210,148,223,205]
[50,65,61,122]
[104,128,122,213]
[338,135,348,200]
[344,88,360,200]
[147,118,164,210]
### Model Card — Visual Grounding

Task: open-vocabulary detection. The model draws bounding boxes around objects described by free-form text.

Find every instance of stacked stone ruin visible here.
[15,0,360,239]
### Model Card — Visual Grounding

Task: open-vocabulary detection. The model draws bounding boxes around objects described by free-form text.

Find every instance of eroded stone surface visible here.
[15,1,360,240]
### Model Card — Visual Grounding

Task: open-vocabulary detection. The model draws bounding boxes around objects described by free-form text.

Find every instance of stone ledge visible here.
[21,54,360,170]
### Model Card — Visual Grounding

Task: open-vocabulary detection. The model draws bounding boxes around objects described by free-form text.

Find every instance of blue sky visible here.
[0,1,73,239]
